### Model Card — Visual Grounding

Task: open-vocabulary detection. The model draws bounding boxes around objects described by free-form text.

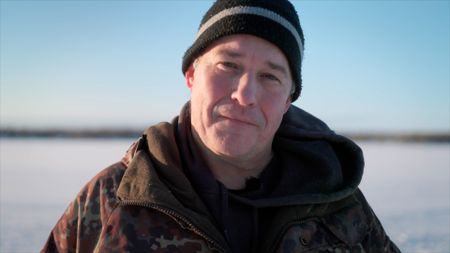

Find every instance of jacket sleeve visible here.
[41,162,126,253]
[355,189,401,252]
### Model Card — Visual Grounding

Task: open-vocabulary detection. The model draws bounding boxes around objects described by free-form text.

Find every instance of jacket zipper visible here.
[119,200,227,253]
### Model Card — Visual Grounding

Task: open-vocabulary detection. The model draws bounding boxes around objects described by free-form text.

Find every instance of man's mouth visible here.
[218,115,257,126]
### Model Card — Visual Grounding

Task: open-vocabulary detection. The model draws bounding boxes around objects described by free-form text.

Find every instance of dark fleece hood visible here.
[230,105,365,207]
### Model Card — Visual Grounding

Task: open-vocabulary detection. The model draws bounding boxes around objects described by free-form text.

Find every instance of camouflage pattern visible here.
[41,122,400,252]
[42,162,126,253]
[94,205,212,252]
[41,161,218,253]
[267,192,400,253]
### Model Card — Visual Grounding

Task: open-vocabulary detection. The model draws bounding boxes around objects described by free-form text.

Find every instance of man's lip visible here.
[219,115,257,126]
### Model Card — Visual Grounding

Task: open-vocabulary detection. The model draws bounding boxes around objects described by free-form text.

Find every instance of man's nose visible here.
[231,73,257,107]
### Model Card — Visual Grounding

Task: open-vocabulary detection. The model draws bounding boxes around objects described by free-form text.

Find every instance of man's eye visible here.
[218,62,238,71]
[261,73,281,83]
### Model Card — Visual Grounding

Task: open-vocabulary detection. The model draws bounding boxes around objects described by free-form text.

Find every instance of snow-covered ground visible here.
[1,138,449,252]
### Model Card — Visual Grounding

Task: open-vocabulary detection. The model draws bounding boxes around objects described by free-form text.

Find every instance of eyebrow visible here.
[217,49,289,77]
[267,61,289,78]
[217,49,244,58]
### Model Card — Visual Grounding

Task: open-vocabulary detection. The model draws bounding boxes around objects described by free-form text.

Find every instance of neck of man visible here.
[191,129,273,190]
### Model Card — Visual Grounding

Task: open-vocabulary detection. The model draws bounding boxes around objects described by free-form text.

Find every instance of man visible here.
[42,0,400,252]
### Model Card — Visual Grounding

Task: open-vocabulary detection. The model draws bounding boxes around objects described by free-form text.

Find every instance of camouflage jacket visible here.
[42,105,400,253]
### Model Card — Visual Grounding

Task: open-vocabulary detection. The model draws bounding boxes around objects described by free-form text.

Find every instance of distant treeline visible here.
[340,132,450,143]
[1,128,449,143]
[0,128,142,139]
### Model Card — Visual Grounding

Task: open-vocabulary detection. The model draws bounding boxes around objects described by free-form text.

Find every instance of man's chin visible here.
[212,143,256,161]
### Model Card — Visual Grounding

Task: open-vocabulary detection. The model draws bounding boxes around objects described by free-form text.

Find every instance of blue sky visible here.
[1,0,449,133]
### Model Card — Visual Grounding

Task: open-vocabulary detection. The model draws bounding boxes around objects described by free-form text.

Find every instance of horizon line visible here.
[1,127,449,143]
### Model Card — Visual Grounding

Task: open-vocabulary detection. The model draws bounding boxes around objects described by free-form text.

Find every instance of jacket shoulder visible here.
[76,161,127,218]
[41,162,127,253]
[353,189,401,252]
[263,190,401,252]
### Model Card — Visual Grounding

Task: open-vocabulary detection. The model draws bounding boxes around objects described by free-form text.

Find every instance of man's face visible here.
[185,34,292,162]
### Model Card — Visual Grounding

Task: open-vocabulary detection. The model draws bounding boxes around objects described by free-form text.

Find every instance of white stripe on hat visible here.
[195,5,304,61]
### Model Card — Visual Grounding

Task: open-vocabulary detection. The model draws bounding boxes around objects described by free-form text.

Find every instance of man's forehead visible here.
[211,35,286,57]
[209,35,276,51]
[214,48,244,58]
[205,36,291,76]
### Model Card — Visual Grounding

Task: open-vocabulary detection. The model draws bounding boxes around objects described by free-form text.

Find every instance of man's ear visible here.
[284,96,292,113]
[185,65,195,90]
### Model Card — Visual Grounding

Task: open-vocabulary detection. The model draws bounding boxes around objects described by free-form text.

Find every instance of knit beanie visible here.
[182,0,304,101]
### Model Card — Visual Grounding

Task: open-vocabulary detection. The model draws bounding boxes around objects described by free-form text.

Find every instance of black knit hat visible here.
[182,0,304,101]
